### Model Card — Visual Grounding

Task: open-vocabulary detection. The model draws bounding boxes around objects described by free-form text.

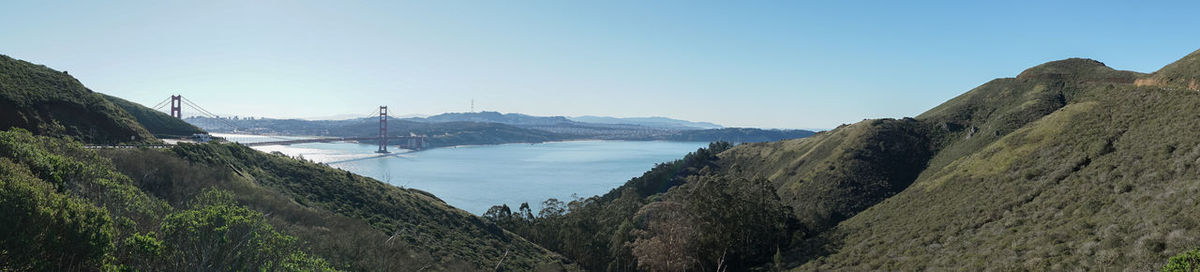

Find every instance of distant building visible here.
[192,133,212,142]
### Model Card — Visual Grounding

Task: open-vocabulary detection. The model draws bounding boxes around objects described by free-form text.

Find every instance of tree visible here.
[1164,249,1200,272]
[0,159,114,271]
[684,175,791,270]
[539,198,566,218]
[626,175,793,271]
[484,204,513,222]
[629,200,698,272]
[518,202,534,220]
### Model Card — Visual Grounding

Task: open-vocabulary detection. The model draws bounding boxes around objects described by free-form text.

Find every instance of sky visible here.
[2,1,1198,129]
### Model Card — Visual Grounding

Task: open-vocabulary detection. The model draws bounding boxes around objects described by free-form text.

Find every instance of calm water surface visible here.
[214,134,707,214]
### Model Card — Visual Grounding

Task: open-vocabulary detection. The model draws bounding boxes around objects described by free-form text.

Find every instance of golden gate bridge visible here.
[151,95,425,153]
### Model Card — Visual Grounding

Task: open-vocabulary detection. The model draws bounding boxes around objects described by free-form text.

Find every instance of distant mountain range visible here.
[404,111,574,127]
[568,115,723,129]
[402,111,723,130]
[186,111,813,147]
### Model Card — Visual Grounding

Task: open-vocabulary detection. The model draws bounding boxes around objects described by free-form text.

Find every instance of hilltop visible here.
[495,49,1200,271]
[0,55,155,144]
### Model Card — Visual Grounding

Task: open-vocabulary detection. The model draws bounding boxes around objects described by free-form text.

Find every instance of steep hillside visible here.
[720,118,935,234]
[797,55,1200,271]
[101,94,204,138]
[0,55,155,144]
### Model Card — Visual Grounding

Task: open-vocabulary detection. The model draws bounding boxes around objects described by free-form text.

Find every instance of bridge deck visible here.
[242,136,426,149]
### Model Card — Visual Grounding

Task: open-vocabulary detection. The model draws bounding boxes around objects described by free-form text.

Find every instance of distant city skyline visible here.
[3,1,1198,129]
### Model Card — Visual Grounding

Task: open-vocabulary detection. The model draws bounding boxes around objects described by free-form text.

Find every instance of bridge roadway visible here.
[242,136,426,149]
[83,136,426,150]
[84,145,173,149]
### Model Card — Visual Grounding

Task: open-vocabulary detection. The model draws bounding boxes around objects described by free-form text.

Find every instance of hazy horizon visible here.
[3,1,1199,129]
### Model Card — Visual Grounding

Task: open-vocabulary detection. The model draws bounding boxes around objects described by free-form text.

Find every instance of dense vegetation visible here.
[0,55,155,144]
[0,129,332,271]
[101,94,204,138]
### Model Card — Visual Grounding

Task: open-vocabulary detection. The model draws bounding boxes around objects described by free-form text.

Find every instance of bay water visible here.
[214,133,707,214]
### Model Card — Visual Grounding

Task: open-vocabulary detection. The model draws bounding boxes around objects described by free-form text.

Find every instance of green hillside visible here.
[499,50,1200,271]
[101,94,204,138]
[720,118,936,235]
[0,55,155,144]
[797,54,1200,271]
[0,129,333,271]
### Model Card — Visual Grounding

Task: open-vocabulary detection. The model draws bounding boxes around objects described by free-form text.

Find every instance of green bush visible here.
[0,158,114,270]
[158,189,334,271]
[1164,249,1200,272]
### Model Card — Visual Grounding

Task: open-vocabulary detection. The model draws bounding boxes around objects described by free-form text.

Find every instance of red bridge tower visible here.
[170,95,182,119]
[376,106,389,153]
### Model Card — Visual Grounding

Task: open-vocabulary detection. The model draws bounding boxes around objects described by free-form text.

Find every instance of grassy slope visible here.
[100,94,205,138]
[0,55,155,144]
[762,56,1200,270]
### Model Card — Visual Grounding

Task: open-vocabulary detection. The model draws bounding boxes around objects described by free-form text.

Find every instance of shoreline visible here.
[209,132,711,152]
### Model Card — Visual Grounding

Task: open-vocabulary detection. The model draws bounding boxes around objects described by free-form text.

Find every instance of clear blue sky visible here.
[2,1,1198,129]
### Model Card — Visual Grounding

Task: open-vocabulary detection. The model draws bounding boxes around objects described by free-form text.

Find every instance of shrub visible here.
[1164,249,1200,272]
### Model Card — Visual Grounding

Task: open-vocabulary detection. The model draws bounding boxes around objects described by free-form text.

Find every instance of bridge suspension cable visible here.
[150,97,172,111]
[155,95,421,149]
[175,96,240,131]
